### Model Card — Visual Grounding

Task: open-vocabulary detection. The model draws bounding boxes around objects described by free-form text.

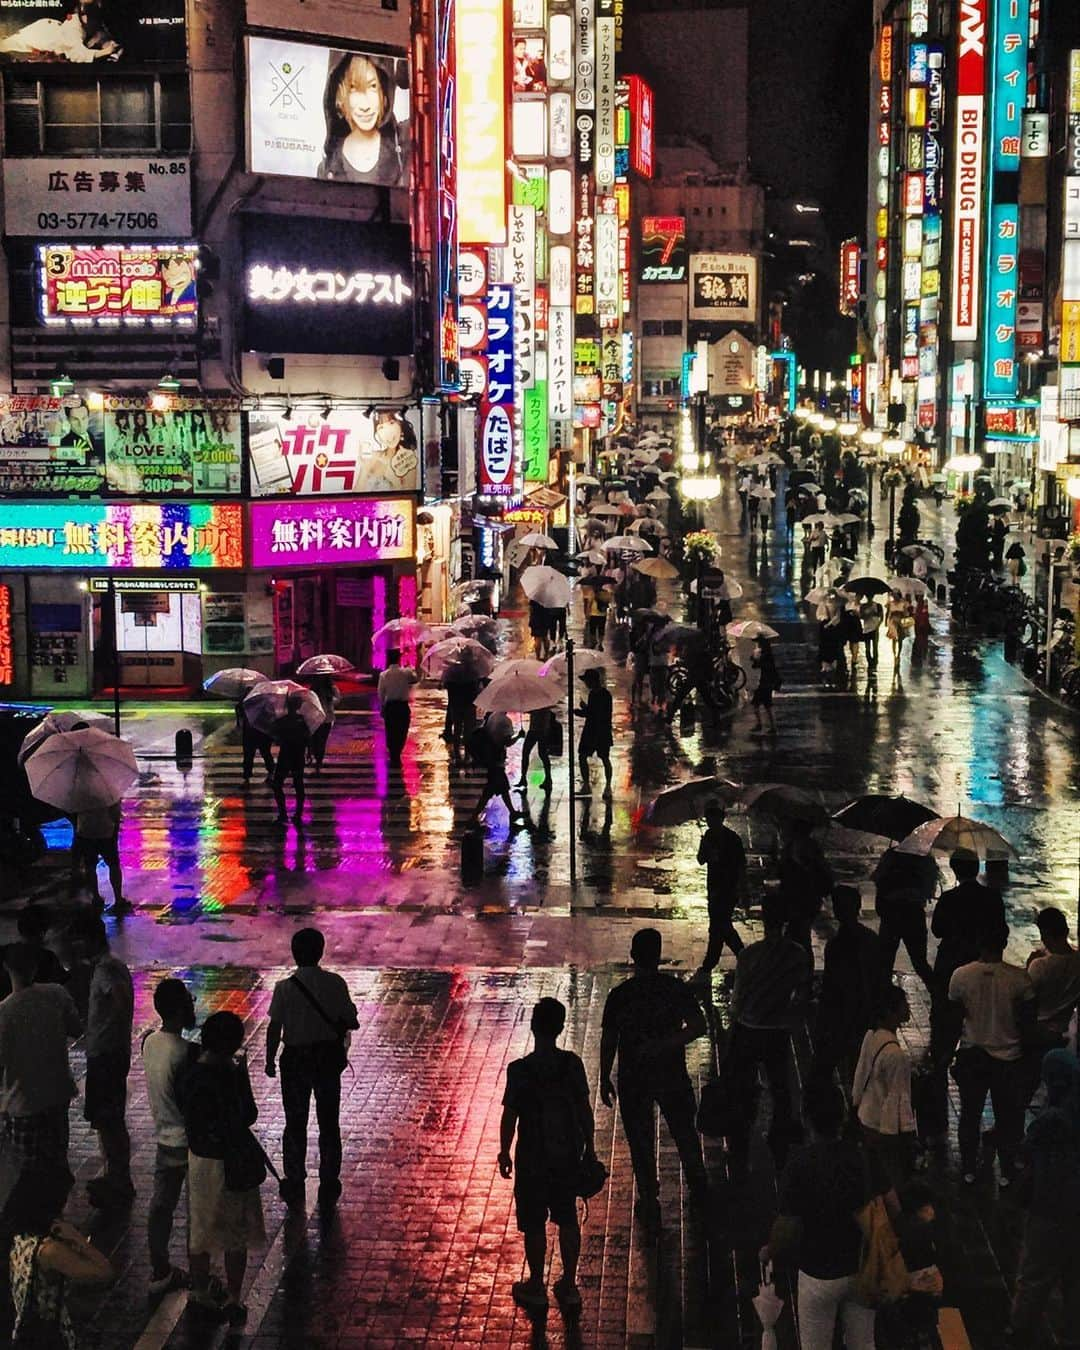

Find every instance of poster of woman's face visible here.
[247,34,409,186]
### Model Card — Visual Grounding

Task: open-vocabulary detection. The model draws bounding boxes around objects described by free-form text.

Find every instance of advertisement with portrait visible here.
[246,35,410,186]
[247,406,421,497]
[37,243,197,327]
[0,395,105,496]
[688,253,758,323]
[512,35,546,94]
[241,214,413,356]
[0,0,184,64]
[103,398,242,497]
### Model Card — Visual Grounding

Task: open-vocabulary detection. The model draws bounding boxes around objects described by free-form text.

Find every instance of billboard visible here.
[478,283,515,497]
[246,36,410,186]
[0,503,243,570]
[991,0,1028,174]
[688,253,758,322]
[38,244,197,327]
[249,496,416,569]
[456,0,508,244]
[241,215,413,356]
[247,406,421,496]
[840,239,860,315]
[0,395,105,496]
[0,0,184,63]
[627,74,654,178]
[5,158,191,240]
[640,216,686,283]
[950,0,986,341]
[434,0,459,389]
[103,399,242,497]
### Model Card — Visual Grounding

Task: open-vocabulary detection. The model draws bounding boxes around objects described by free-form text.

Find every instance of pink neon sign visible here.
[249,497,416,569]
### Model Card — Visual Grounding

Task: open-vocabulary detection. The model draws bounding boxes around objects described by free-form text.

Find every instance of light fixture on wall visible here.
[49,371,74,397]
[157,372,181,393]
[320,404,332,421]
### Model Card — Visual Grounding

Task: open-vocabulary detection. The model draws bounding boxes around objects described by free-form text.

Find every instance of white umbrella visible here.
[897,814,1016,858]
[422,636,497,682]
[372,617,435,647]
[632,557,680,580]
[831,513,861,526]
[490,657,549,682]
[576,549,607,565]
[541,649,607,679]
[295,653,355,676]
[518,531,559,549]
[632,447,660,463]
[803,587,838,605]
[588,503,622,517]
[576,474,601,487]
[801,512,830,526]
[750,486,776,499]
[17,711,114,765]
[726,620,779,641]
[645,487,670,502]
[605,535,651,553]
[243,680,326,736]
[753,1262,783,1350]
[888,576,930,597]
[474,671,560,714]
[659,471,678,482]
[628,518,668,536]
[25,728,138,814]
[520,565,572,608]
[450,613,502,637]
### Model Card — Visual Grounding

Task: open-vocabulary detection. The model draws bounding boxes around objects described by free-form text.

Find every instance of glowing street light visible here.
[881,438,905,456]
[837,421,859,437]
[860,429,884,447]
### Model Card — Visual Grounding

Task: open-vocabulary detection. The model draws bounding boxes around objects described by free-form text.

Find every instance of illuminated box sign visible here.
[0,395,104,496]
[595,210,619,320]
[983,203,1019,398]
[103,398,242,497]
[839,240,860,315]
[595,16,616,188]
[38,244,197,327]
[435,0,460,389]
[0,0,184,63]
[88,577,200,593]
[0,503,243,570]
[991,0,1028,174]
[457,0,508,244]
[245,36,410,186]
[688,254,757,322]
[548,305,572,419]
[248,406,421,496]
[478,283,516,498]
[575,0,595,111]
[523,382,549,481]
[241,215,413,356]
[627,73,654,178]
[951,0,986,341]
[903,173,924,216]
[910,43,928,84]
[4,158,192,240]
[250,496,414,568]
[0,584,11,685]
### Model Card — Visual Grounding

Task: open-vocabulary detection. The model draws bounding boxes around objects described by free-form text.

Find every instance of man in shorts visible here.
[498,997,597,1314]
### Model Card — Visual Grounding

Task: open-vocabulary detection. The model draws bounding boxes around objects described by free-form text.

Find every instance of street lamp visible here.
[860,430,884,525]
[882,438,905,562]
[945,451,982,498]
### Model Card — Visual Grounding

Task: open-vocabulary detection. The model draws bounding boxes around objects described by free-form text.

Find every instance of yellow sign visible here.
[1062,300,1080,365]
[1070,50,1080,115]
[456,0,508,245]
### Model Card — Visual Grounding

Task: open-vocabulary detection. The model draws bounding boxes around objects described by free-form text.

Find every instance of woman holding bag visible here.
[181,1011,267,1327]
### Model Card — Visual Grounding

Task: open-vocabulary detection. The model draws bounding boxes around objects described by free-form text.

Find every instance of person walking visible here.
[265,928,359,1209]
[71,914,134,1207]
[0,943,81,1173]
[471,711,524,823]
[529,600,551,660]
[307,675,340,770]
[648,625,671,711]
[600,929,709,1233]
[814,886,882,1087]
[498,997,597,1314]
[693,801,746,978]
[270,694,311,827]
[142,977,198,1294]
[516,705,553,794]
[73,800,127,915]
[443,676,481,762]
[577,668,613,799]
[948,921,1035,1185]
[859,595,884,670]
[728,894,812,1168]
[851,985,916,1188]
[750,634,780,733]
[377,649,418,766]
[181,1010,266,1326]
[885,590,912,667]
[872,845,937,992]
[1024,907,1080,1083]
[778,818,833,954]
[237,698,274,784]
[911,595,931,663]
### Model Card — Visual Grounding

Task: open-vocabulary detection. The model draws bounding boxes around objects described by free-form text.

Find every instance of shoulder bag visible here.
[289,975,349,1075]
[853,1149,909,1306]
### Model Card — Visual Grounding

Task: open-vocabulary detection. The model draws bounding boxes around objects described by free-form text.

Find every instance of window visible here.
[661,319,683,336]
[642,319,664,336]
[5,73,190,154]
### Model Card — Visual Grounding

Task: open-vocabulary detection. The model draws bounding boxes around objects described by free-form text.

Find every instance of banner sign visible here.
[103,399,242,497]
[0,0,184,63]
[523,381,549,480]
[248,406,421,496]
[840,239,860,315]
[456,0,508,243]
[249,496,415,568]
[478,284,516,497]
[435,0,460,388]
[0,395,105,496]
[38,243,197,327]
[627,74,654,178]
[991,0,1028,174]
[950,0,986,341]
[246,36,410,186]
[688,253,757,322]
[548,305,572,419]
[983,203,1019,398]
[5,158,191,239]
[595,16,615,188]
[640,215,686,283]
[0,503,243,570]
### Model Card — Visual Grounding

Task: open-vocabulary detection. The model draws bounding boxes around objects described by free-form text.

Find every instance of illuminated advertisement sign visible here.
[983,203,1019,398]
[249,496,415,568]
[456,0,508,244]
[0,503,243,570]
[840,239,860,315]
[478,284,516,497]
[0,584,11,686]
[688,254,757,322]
[627,74,654,178]
[991,0,1028,173]
[4,157,191,240]
[435,0,460,388]
[951,0,986,341]
[595,16,616,188]
[245,36,410,186]
[595,203,619,321]
[103,398,242,497]
[38,244,196,327]
[575,0,595,111]
[0,395,104,496]
[523,383,548,481]
[506,205,536,389]
[575,173,595,313]
[248,406,421,496]
[0,0,184,63]
[548,305,573,419]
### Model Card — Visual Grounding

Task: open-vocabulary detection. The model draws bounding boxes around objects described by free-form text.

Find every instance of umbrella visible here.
[17,711,115,767]
[754,1262,783,1350]
[243,680,326,736]
[900,544,944,563]
[657,623,708,653]
[987,497,1012,511]
[633,557,680,580]
[518,531,559,549]
[726,620,778,641]
[831,794,938,841]
[421,636,497,683]
[589,503,622,517]
[796,483,823,496]
[831,512,860,526]
[888,576,930,597]
[842,576,893,598]
[751,485,776,499]
[645,487,670,502]
[295,653,355,676]
[801,512,830,526]
[659,471,678,482]
[202,668,268,702]
[490,657,550,682]
[645,777,736,827]
[575,474,601,486]
[628,518,668,536]
[371,618,435,648]
[520,565,572,609]
[896,814,1017,858]
[541,649,607,679]
[1005,542,1026,560]
[605,535,652,553]
[25,727,138,814]
[803,587,838,605]
[473,671,560,714]
[576,549,608,565]
[742,783,828,826]
[637,464,661,477]
[450,613,502,637]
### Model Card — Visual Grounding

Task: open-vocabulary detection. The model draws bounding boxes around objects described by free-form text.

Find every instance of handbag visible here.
[224,1127,277,1192]
[289,976,349,1074]
[853,1148,909,1307]
[546,718,564,757]
[575,1152,608,1200]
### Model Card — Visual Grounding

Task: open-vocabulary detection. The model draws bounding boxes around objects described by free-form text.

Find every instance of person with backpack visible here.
[498,997,597,1314]
[599,929,709,1234]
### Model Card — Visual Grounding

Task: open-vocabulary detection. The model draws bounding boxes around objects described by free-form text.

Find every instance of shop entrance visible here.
[272,571,379,676]
[90,579,202,691]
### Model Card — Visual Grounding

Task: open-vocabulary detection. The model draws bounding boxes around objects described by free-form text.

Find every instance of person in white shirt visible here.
[948,922,1035,1185]
[852,985,915,1187]
[1022,906,1080,1106]
[377,648,418,764]
[141,978,197,1294]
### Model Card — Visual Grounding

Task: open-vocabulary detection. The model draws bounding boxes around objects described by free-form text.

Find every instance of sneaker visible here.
[553,1278,582,1311]
[511,1280,549,1311]
[149,1266,189,1296]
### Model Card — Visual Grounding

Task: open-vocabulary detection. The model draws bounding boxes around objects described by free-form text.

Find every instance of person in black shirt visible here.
[600,929,708,1233]
[270,695,311,829]
[814,886,882,1086]
[694,802,746,978]
[577,668,613,800]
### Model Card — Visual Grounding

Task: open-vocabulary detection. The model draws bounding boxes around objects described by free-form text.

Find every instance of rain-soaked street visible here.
[4,481,1079,1349]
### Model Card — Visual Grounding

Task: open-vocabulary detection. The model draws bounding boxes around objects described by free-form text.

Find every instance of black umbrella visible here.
[842,576,893,598]
[1005,542,1026,560]
[832,794,938,841]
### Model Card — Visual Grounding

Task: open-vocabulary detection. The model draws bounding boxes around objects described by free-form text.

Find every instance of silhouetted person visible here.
[694,802,746,978]
[237,698,274,783]
[814,886,881,1086]
[265,928,358,1209]
[0,907,68,999]
[471,711,524,823]
[377,648,417,764]
[499,997,596,1314]
[778,818,833,954]
[600,928,708,1233]
[73,800,126,914]
[270,694,311,827]
[873,845,937,991]
[577,667,613,798]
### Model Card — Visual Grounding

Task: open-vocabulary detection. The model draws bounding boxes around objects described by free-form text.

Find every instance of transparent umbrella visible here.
[243,680,326,736]
[490,657,549,682]
[541,649,606,679]
[25,728,138,814]
[474,672,561,714]
[372,618,436,648]
[17,710,115,766]
[295,653,356,676]
[896,814,1016,858]
[520,565,572,608]
[421,636,498,683]
[518,531,559,549]
[605,535,651,553]
[753,1262,783,1350]
[726,620,779,641]
[202,668,268,702]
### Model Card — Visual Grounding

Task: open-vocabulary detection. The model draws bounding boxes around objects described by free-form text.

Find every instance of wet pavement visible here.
[2,475,1077,1348]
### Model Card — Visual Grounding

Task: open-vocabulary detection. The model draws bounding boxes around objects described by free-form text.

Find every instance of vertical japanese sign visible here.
[627,75,654,178]
[478,284,516,497]
[549,305,573,419]
[436,0,461,388]
[507,206,536,389]
[991,0,1027,173]
[0,584,12,687]
[983,204,1020,397]
[839,239,861,315]
[951,0,986,341]
[456,0,509,244]
[575,0,595,111]
[595,200,619,321]
[595,16,616,189]
[523,383,549,480]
